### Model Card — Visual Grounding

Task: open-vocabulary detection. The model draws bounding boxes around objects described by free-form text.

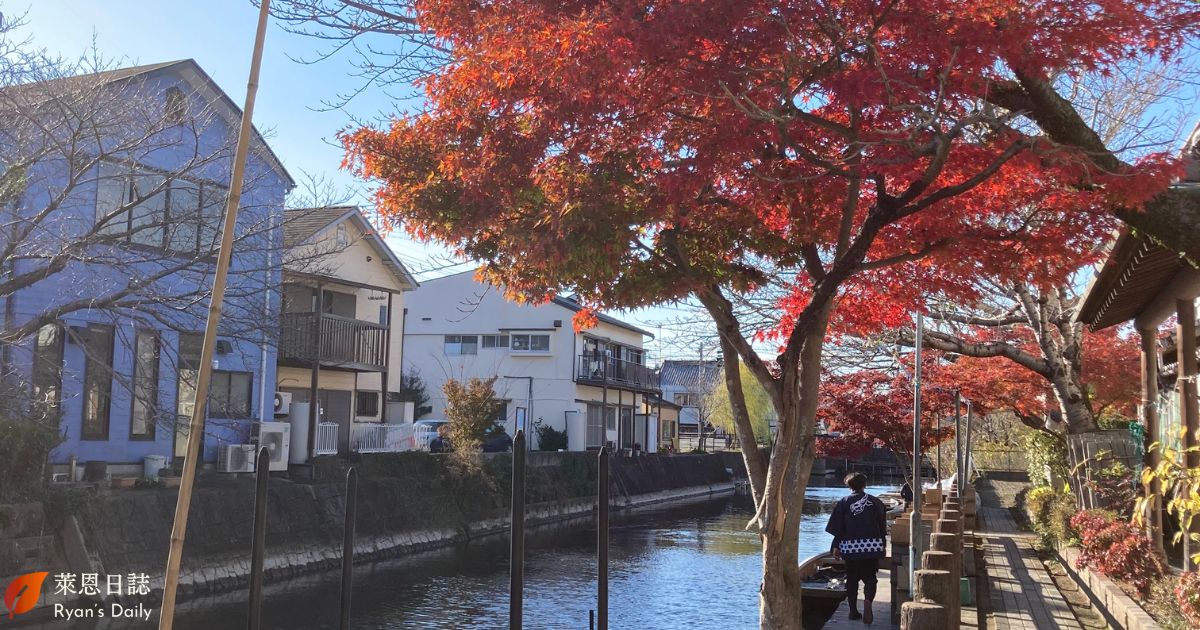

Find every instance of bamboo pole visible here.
[158,3,272,627]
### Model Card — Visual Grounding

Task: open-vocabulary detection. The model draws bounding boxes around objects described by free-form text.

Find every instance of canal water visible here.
[163,484,892,630]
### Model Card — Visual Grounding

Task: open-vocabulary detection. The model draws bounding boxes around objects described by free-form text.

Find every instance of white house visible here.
[275,206,418,460]
[404,270,662,451]
[659,360,723,435]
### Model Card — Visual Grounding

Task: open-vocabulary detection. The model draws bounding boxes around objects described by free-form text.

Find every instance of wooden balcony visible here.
[279,312,388,372]
[576,355,660,394]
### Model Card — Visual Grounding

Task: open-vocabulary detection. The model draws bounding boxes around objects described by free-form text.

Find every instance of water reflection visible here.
[158,484,891,629]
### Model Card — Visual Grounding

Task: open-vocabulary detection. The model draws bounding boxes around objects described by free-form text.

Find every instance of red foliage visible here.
[1070,510,1165,595]
[818,357,957,462]
[341,0,1194,340]
[1176,572,1200,626]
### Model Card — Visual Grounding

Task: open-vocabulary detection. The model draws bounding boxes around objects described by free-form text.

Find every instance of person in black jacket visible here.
[825,472,887,624]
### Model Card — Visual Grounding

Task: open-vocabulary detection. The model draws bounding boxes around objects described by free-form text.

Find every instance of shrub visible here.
[1087,457,1136,518]
[1025,431,1067,489]
[1177,572,1200,627]
[533,419,568,451]
[1071,509,1165,595]
[1026,486,1079,547]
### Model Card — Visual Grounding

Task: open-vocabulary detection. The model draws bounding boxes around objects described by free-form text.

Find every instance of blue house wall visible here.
[2,61,292,467]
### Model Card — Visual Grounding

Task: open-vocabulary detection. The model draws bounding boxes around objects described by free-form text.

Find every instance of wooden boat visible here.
[799,551,847,629]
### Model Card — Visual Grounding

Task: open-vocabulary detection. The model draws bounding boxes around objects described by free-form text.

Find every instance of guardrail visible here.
[351,423,415,453]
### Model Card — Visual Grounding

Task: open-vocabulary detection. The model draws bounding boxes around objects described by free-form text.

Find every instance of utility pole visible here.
[909,311,923,591]
[158,2,272,627]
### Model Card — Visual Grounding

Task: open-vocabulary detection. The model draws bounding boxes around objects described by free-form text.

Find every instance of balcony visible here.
[576,355,660,394]
[279,312,388,372]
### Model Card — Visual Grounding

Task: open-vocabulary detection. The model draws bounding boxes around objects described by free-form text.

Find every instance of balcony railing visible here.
[351,423,415,453]
[280,312,388,371]
[576,355,660,392]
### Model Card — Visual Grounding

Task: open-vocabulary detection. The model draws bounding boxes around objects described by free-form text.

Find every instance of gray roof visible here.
[283,206,357,248]
[658,360,723,391]
[551,296,655,339]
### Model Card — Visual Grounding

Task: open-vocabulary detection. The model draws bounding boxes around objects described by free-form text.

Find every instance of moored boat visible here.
[799,551,847,629]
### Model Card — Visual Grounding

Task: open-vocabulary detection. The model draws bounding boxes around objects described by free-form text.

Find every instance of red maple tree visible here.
[340,2,1197,626]
[818,362,957,477]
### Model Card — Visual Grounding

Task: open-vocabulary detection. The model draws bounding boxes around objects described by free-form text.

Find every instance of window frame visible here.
[444,334,479,355]
[31,322,64,422]
[356,391,380,417]
[130,329,160,441]
[509,333,551,354]
[93,159,228,257]
[209,370,253,419]
[78,324,115,441]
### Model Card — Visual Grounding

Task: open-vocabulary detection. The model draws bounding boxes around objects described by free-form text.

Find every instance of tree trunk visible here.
[720,333,768,503]
[757,315,827,629]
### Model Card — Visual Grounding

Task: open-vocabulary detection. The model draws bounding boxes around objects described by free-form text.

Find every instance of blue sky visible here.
[17,0,704,360]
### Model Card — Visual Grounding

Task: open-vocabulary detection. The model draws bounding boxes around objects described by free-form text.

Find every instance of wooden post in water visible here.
[597,446,610,630]
[509,429,526,628]
[247,447,270,630]
[340,468,358,630]
[159,3,273,627]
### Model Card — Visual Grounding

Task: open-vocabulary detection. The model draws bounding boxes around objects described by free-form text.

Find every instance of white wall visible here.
[404,270,651,450]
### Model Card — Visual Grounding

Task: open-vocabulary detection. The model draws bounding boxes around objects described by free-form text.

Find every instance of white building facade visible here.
[404,270,662,451]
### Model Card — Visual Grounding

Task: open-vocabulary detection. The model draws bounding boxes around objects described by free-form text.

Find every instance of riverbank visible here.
[12,451,733,624]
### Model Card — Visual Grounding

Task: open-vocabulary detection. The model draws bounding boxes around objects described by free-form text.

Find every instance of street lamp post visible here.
[910,311,924,591]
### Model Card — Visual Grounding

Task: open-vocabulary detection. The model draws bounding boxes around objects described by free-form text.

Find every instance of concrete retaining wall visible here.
[1055,544,1162,630]
[67,451,733,601]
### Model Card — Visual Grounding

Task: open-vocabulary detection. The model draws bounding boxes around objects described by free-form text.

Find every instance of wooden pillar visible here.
[913,569,954,629]
[901,602,947,630]
[1179,299,1199,570]
[1140,328,1164,555]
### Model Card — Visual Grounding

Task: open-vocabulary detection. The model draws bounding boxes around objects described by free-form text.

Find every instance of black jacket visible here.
[825,491,887,559]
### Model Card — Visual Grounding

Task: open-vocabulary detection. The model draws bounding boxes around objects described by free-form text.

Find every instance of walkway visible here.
[975,476,1083,630]
[822,566,899,629]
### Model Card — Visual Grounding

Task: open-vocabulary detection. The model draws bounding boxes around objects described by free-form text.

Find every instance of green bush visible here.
[0,414,62,501]
[1025,431,1067,489]
[533,419,568,451]
[1025,485,1080,547]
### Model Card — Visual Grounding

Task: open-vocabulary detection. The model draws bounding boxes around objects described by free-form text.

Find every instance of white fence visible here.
[351,423,416,453]
[314,422,339,456]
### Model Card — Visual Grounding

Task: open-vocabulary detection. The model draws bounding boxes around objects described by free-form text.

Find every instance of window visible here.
[336,223,350,247]
[78,325,115,440]
[210,371,252,418]
[356,391,379,417]
[626,349,644,365]
[586,404,605,448]
[321,290,357,318]
[510,333,550,353]
[444,335,478,355]
[94,161,227,255]
[674,393,699,407]
[606,406,617,431]
[31,323,64,422]
[482,334,509,349]
[164,86,187,124]
[131,330,160,440]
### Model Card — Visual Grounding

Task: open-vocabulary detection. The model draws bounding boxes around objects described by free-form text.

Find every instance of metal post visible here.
[954,391,962,483]
[964,403,975,479]
[339,467,358,630]
[910,311,923,590]
[159,3,273,626]
[509,429,526,628]
[247,447,270,630]
[308,286,323,459]
[597,446,610,630]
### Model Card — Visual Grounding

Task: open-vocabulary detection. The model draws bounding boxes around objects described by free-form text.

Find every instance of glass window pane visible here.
[80,326,114,440]
[32,323,63,421]
[460,336,478,355]
[130,172,166,247]
[530,335,550,352]
[510,334,529,351]
[199,186,226,253]
[498,335,509,348]
[482,335,496,348]
[95,162,129,236]
[131,331,159,438]
[168,181,199,253]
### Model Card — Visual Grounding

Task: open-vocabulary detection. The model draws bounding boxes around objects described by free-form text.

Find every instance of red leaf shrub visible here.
[1070,510,1165,595]
[1177,572,1200,626]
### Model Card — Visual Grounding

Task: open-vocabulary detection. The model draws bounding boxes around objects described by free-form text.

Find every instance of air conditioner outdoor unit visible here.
[273,392,292,418]
[217,444,256,473]
[253,421,291,471]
